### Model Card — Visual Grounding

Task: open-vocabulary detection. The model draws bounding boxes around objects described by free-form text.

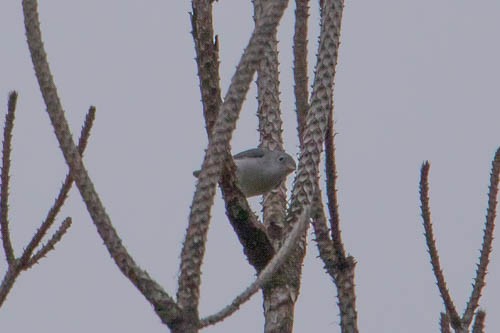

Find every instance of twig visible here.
[0,91,18,265]
[199,208,310,327]
[22,0,182,326]
[471,310,486,333]
[26,217,72,268]
[440,313,451,333]
[18,106,95,268]
[462,147,500,326]
[419,162,462,329]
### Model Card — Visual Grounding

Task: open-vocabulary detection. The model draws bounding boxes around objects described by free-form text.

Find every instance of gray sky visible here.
[1,1,500,332]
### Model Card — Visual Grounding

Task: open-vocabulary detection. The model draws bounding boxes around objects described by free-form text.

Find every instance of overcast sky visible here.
[1,1,500,332]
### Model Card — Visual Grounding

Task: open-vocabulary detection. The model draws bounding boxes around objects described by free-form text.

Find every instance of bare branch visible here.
[26,217,72,268]
[199,208,310,328]
[221,181,275,271]
[0,91,18,265]
[18,106,95,268]
[310,189,358,333]
[253,0,288,250]
[0,263,20,307]
[190,0,221,136]
[325,115,346,261]
[419,162,462,329]
[440,313,451,333]
[463,147,500,326]
[293,0,309,144]
[471,310,486,333]
[287,0,345,228]
[190,0,274,273]
[178,0,290,318]
[268,1,348,331]
[22,0,181,325]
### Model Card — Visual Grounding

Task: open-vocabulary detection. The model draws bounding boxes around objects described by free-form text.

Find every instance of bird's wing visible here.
[233,148,266,159]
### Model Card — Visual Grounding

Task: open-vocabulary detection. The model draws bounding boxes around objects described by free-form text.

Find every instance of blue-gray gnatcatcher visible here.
[193,148,296,197]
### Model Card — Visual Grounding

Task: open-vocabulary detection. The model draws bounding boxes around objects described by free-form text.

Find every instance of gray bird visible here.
[193,148,296,197]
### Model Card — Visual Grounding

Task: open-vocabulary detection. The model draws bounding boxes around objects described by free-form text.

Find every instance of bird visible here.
[193,148,296,197]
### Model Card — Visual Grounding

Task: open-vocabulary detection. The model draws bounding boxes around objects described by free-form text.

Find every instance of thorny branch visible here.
[0,96,93,307]
[293,0,309,144]
[18,106,95,268]
[190,0,274,273]
[419,162,462,329]
[254,0,288,244]
[440,313,451,333]
[420,147,500,332]
[0,91,18,265]
[199,208,310,328]
[22,0,182,326]
[462,148,500,327]
[178,0,290,323]
[471,310,486,333]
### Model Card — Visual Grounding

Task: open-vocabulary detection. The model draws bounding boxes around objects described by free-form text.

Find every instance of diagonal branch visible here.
[462,147,500,326]
[26,217,72,268]
[0,91,18,265]
[190,0,274,273]
[419,162,462,329]
[199,208,310,328]
[177,0,290,319]
[18,106,95,268]
[22,0,182,326]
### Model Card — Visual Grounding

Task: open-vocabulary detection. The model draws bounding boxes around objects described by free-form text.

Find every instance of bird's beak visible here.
[287,160,297,173]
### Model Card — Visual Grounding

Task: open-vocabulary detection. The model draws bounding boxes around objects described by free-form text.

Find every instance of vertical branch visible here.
[190,0,275,275]
[471,310,486,333]
[324,113,346,260]
[293,0,309,144]
[177,0,290,323]
[287,0,344,228]
[419,162,462,329]
[440,313,451,333]
[253,0,287,242]
[190,0,221,136]
[0,91,18,265]
[462,148,500,326]
[265,0,350,331]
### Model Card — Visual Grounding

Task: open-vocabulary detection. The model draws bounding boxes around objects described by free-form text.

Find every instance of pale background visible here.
[1,1,500,332]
